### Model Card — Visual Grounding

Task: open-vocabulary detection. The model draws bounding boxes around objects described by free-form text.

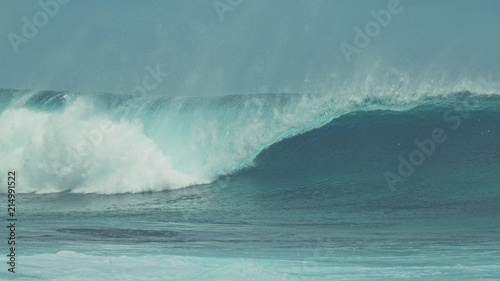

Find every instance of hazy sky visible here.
[1,0,499,96]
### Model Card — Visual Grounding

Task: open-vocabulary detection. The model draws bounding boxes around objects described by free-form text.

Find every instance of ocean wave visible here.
[0,89,498,194]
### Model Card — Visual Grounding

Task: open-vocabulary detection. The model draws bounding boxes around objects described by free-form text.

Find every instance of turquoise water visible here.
[1,90,499,280]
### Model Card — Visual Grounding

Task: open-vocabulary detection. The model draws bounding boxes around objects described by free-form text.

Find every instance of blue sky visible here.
[1,0,499,96]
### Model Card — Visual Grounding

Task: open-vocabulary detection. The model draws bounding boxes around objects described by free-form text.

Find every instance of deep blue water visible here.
[1,90,499,280]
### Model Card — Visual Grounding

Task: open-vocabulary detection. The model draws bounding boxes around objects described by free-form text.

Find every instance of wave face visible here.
[247,96,500,211]
[1,89,499,194]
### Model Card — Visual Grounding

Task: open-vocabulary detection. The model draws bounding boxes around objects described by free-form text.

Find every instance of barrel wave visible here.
[1,88,499,197]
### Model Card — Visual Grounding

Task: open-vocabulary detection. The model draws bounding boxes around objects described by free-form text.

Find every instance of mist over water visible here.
[1,0,499,96]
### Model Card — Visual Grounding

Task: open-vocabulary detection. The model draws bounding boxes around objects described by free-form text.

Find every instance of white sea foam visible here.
[8,251,289,281]
[0,97,203,194]
[5,251,499,281]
